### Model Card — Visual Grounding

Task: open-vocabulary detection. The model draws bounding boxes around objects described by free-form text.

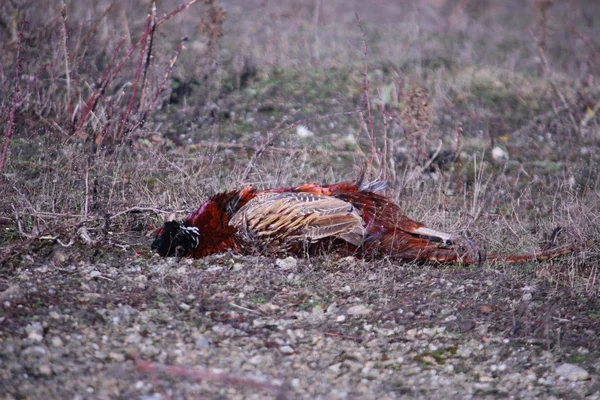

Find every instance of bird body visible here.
[152,181,594,265]
[152,181,485,264]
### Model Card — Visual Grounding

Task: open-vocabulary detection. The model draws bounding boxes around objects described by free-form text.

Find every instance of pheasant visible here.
[151,181,592,265]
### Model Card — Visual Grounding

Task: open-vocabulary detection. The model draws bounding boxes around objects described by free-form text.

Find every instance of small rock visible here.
[38,364,52,376]
[126,333,141,344]
[492,146,509,161]
[179,303,191,311]
[480,305,492,313]
[296,125,314,138]
[52,250,67,264]
[556,363,590,381]
[336,315,346,322]
[90,270,102,278]
[276,257,297,270]
[195,336,210,349]
[135,275,148,289]
[28,332,44,343]
[280,345,294,355]
[22,345,47,357]
[109,352,125,362]
[50,336,63,347]
[329,362,342,373]
[259,303,280,313]
[347,305,372,316]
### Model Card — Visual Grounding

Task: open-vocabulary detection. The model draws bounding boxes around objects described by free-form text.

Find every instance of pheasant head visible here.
[151,221,199,257]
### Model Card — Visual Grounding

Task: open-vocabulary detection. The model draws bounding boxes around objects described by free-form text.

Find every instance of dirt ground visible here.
[1,1,600,399]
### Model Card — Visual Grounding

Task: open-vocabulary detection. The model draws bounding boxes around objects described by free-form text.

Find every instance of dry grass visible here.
[1,0,599,297]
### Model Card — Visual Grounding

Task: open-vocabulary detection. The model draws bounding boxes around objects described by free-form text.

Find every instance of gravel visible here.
[1,249,599,399]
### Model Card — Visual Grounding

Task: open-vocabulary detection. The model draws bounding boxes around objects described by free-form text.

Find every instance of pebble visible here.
[179,303,191,311]
[347,305,372,316]
[51,336,63,347]
[90,270,102,278]
[296,125,314,138]
[276,257,297,270]
[109,352,125,362]
[134,275,148,289]
[28,332,44,343]
[38,364,52,376]
[555,363,590,381]
[280,345,294,355]
[195,336,210,349]
[492,146,509,161]
[49,311,61,320]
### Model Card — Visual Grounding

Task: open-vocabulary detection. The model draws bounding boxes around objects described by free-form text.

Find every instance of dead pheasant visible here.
[152,181,594,265]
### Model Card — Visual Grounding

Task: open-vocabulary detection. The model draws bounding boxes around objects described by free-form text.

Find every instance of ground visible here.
[1,1,600,399]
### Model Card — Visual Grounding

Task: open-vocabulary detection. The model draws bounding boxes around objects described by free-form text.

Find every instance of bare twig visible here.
[0,20,49,173]
[138,37,188,129]
[355,14,377,179]
[139,2,158,112]
[312,0,321,61]
[75,38,125,138]
[83,165,90,222]
[511,104,570,137]
[566,23,600,62]
[132,353,285,396]
[530,29,579,136]
[240,111,359,182]
[75,0,206,139]
[60,2,71,110]
[229,302,263,315]
[118,11,152,139]
[377,88,389,180]
[190,141,359,157]
[454,125,463,193]
[109,206,188,220]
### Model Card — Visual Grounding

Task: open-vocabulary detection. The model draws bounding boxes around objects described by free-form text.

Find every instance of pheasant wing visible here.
[229,192,366,251]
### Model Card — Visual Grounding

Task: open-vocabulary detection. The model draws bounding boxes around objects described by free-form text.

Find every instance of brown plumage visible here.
[152,181,595,265]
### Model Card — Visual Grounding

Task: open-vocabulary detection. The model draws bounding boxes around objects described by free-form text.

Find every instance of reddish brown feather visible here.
[164,182,593,265]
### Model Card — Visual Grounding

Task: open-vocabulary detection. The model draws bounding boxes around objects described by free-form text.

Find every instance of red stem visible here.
[75,0,205,138]
[117,13,151,140]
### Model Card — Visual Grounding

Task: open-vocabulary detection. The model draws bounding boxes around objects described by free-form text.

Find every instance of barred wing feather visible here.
[229,192,366,248]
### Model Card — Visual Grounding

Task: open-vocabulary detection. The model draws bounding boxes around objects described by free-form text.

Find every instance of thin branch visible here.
[83,165,90,222]
[0,20,49,173]
[530,29,579,136]
[511,104,570,137]
[566,22,600,62]
[229,302,263,316]
[240,111,359,182]
[137,37,188,130]
[192,140,360,157]
[132,353,285,396]
[454,125,463,193]
[377,87,389,180]
[118,11,152,139]
[139,2,158,112]
[75,0,206,138]
[109,206,188,220]
[355,14,376,179]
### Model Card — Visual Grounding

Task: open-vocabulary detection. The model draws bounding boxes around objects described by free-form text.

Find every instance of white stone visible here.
[347,305,372,316]
[492,146,509,161]
[296,125,314,138]
[276,257,297,270]
[556,363,590,381]
[90,270,102,278]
